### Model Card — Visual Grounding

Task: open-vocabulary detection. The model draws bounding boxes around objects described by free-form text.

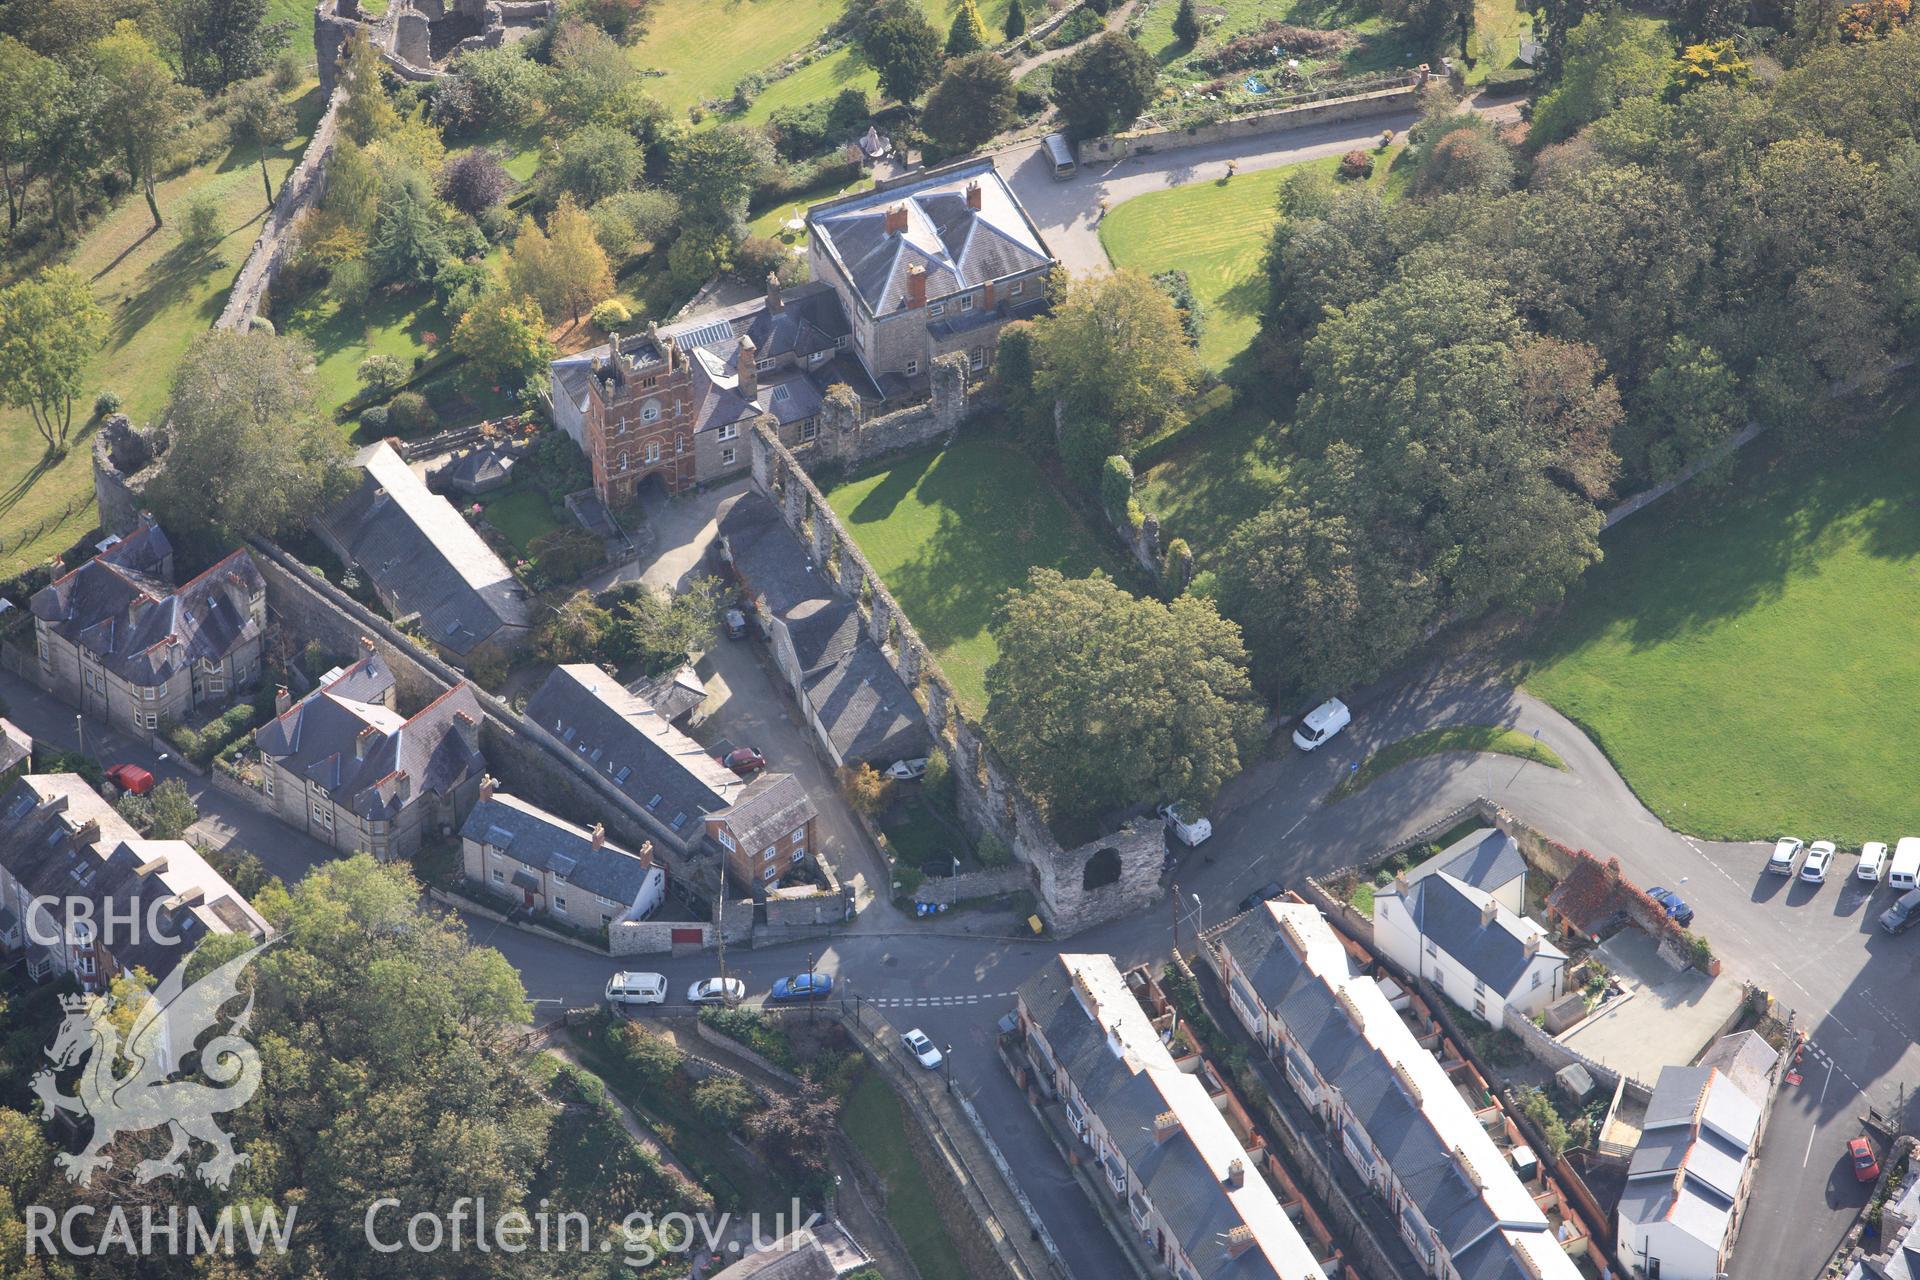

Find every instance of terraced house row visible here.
[1210,901,1588,1280]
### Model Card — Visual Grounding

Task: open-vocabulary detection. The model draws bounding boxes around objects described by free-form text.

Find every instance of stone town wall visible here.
[1076,77,1425,166]
[749,414,1165,936]
[801,351,971,471]
[218,87,346,333]
[912,865,1031,907]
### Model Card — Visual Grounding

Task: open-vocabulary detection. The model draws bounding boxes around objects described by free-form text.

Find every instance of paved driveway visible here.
[995,99,1525,275]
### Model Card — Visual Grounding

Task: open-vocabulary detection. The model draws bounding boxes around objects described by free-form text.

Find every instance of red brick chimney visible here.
[884,203,909,235]
[965,180,982,210]
[982,281,995,309]
[766,272,783,312]
[905,263,927,309]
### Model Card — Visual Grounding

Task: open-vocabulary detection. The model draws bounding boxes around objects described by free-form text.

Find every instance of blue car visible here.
[770,972,833,1001]
[1647,886,1694,927]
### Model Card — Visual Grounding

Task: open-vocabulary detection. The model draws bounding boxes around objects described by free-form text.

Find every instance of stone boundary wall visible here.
[609,905,755,955]
[798,353,971,472]
[216,86,346,333]
[426,884,611,954]
[691,1017,805,1088]
[748,416,1165,936]
[1501,1003,1627,1090]
[1076,78,1423,166]
[913,865,1031,907]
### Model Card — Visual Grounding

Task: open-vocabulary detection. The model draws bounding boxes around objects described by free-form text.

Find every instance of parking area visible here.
[1553,929,1748,1087]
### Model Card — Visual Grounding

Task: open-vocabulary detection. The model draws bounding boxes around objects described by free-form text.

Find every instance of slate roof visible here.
[1216,903,1583,1280]
[801,644,929,766]
[809,160,1053,316]
[255,679,486,822]
[1847,1175,1920,1280]
[1019,954,1328,1280]
[525,664,743,842]
[632,665,707,724]
[0,774,269,984]
[461,791,662,907]
[721,773,816,854]
[430,442,520,494]
[32,529,264,687]
[0,718,30,776]
[1423,828,1527,896]
[321,441,533,656]
[1696,1030,1779,1104]
[1399,873,1565,997]
[316,649,397,707]
[1619,1063,1763,1252]
[717,493,929,766]
[709,1229,838,1280]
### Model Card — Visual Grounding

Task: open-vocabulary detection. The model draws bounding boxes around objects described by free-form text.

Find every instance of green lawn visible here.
[481,487,565,555]
[1524,392,1920,845]
[1101,156,1342,374]
[825,437,1120,715]
[0,82,325,577]
[841,1071,969,1280]
[1134,387,1290,563]
[278,284,451,422]
[1136,0,1429,80]
[1328,725,1565,803]
[1466,0,1532,81]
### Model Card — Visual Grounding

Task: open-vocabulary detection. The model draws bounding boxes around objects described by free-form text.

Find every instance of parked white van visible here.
[605,972,669,1005]
[1889,837,1920,891]
[1858,841,1889,883]
[1292,698,1352,752]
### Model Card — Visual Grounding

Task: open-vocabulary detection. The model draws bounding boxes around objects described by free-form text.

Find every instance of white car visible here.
[1858,842,1888,883]
[1768,836,1804,876]
[687,977,746,1006]
[1157,802,1213,847]
[885,757,930,782]
[1802,840,1837,883]
[605,971,668,1005]
[902,1028,944,1069]
[1292,698,1352,752]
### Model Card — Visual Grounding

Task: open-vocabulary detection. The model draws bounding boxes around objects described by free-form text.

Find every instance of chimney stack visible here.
[1152,1110,1181,1144]
[359,634,376,655]
[590,822,606,851]
[1480,897,1499,928]
[275,685,292,717]
[965,180,982,210]
[1524,929,1542,958]
[638,841,654,874]
[478,774,496,803]
[355,725,378,760]
[1224,1158,1244,1189]
[736,335,759,400]
[884,203,909,235]
[1225,1226,1257,1259]
[905,263,927,310]
[766,273,784,312]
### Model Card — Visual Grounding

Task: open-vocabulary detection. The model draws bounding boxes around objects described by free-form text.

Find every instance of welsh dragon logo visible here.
[31,940,271,1188]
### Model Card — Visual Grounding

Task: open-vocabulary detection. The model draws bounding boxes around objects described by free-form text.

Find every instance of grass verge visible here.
[1328,725,1565,802]
[840,1070,969,1280]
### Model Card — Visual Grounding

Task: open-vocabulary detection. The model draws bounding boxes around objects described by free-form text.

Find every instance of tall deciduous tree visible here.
[164,0,293,92]
[338,31,400,144]
[91,21,196,228]
[1049,32,1157,138]
[667,124,773,234]
[856,0,944,103]
[507,196,615,323]
[985,569,1263,822]
[946,0,989,55]
[451,290,556,388]
[1529,9,1673,145]
[922,52,1016,153]
[0,267,105,453]
[0,37,64,233]
[1033,269,1197,477]
[225,76,294,207]
[152,330,349,539]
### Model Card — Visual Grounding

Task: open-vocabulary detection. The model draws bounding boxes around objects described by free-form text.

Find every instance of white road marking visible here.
[1803,1063,1833,1167]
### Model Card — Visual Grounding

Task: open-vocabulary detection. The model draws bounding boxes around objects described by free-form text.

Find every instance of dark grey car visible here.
[1880,888,1920,934]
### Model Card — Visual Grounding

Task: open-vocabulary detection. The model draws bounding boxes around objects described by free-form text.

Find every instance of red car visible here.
[722,747,766,777]
[105,763,155,796]
[1849,1137,1880,1183]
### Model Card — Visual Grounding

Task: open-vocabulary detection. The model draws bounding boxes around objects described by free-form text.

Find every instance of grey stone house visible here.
[254,659,487,862]
[807,158,1054,395]
[30,519,267,735]
[460,782,667,929]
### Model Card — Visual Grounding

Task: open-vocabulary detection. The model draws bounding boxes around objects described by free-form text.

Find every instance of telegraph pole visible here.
[1171,881,1181,956]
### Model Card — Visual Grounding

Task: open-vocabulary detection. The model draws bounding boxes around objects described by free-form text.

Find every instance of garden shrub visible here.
[590,298,632,331]
[359,403,390,435]
[1152,268,1205,346]
[1049,6,1103,47]
[94,391,122,417]
[387,390,438,435]
[976,833,1013,867]
[698,1007,799,1071]
[1340,149,1374,179]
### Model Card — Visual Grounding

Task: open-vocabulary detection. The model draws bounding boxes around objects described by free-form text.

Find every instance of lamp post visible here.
[1171,881,1182,955]
[74,713,83,756]
[1190,892,1203,942]
[944,1045,954,1093]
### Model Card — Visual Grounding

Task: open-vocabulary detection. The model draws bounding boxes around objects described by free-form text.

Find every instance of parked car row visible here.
[605,970,833,1007]
[1764,836,1920,933]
